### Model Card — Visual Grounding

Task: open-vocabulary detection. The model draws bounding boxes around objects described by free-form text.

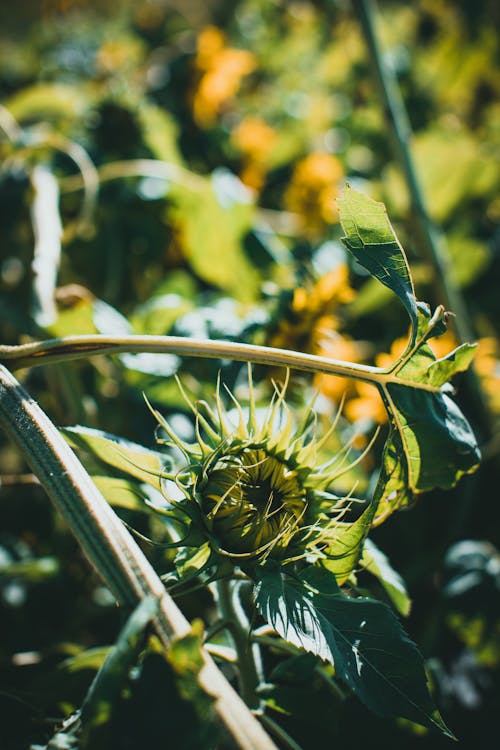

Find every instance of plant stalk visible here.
[0,334,442,392]
[353,0,493,440]
[352,0,470,340]
[216,579,262,710]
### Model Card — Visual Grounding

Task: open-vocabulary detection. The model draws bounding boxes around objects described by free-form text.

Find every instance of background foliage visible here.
[1,1,499,748]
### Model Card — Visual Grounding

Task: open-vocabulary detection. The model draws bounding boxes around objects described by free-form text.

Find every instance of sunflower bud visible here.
[148,368,369,572]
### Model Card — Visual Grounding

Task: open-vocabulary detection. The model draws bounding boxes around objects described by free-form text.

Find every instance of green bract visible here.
[149,371,367,569]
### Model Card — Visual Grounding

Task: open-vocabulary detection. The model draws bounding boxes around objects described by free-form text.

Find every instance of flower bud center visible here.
[200,447,306,557]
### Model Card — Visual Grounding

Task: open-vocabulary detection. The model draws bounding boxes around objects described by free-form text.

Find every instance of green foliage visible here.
[1,2,499,749]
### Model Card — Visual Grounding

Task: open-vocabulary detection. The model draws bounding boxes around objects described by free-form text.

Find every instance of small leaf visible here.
[255,565,452,736]
[360,538,411,616]
[322,499,378,585]
[174,543,213,582]
[339,185,418,339]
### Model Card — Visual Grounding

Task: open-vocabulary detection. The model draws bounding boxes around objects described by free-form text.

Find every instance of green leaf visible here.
[339,187,481,521]
[62,426,166,489]
[360,538,411,617]
[168,171,261,302]
[386,385,480,493]
[338,184,418,339]
[174,542,213,582]
[321,499,378,585]
[137,102,182,165]
[61,647,112,674]
[80,597,159,746]
[255,565,451,736]
[0,555,59,581]
[91,476,148,511]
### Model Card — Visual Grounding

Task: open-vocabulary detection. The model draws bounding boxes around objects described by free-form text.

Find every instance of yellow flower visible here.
[269,264,355,354]
[284,153,344,235]
[474,337,500,413]
[231,117,277,190]
[192,26,256,127]
[96,40,139,74]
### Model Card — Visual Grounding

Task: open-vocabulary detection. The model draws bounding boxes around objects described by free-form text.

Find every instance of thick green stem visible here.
[216,579,262,710]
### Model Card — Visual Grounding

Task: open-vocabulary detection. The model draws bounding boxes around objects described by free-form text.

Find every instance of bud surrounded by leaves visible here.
[148,369,367,572]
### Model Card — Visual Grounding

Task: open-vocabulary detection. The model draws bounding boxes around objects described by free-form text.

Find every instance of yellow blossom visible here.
[232,117,277,190]
[268,264,355,354]
[192,26,256,127]
[284,152,344,235]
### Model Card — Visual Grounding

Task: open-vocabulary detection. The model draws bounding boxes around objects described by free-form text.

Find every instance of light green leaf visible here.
[168,171,261,302]
[174,542,213,582]
[91,476,147,511]
[255,565,451,736]
[62,426,166,489]
[360,538,411,617]
[6,82,90,125]
[137,103,182,164]
[0,555,59,581]
[61,647,112,674]
[321,499,378,585]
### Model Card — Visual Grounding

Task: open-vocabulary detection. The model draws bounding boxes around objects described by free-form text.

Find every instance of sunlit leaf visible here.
[63,426,166,489]
[360,538,411,617]
[338,184,418,339]
[168,171,261,302]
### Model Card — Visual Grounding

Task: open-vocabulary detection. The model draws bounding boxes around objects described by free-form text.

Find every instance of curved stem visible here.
[0,334,441,392]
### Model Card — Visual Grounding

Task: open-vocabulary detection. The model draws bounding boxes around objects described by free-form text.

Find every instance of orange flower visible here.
[192,26,256,127]
[284,153,344,235]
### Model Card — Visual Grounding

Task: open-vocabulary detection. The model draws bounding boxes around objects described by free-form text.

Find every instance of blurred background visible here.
[0,1,500,748]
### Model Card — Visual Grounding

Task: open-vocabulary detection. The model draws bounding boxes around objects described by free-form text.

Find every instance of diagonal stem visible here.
[0,364,277,750]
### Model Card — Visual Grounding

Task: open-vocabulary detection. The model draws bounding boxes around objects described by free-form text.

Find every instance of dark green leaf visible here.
[255,565,452,736]
[387,385,480,493]
[339,187,480,520]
